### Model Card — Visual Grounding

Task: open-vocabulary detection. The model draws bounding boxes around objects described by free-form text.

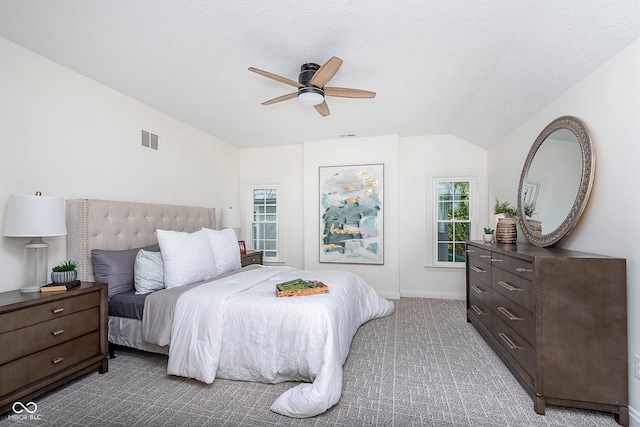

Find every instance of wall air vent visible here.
[141,130,159,150]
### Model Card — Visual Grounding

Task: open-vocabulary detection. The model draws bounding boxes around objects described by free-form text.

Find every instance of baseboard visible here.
[377,291,401,300]
[400,290,465,300]
[630,405,639,427]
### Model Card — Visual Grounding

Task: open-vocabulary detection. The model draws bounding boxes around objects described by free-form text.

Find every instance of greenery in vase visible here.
[493,199,517,218]
[524,202,536,218]
[52,260,77,272]
[483,227,494,234]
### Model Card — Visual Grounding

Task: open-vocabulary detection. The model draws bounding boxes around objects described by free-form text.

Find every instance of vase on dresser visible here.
[51,269,78,284]
[495,217,517,243]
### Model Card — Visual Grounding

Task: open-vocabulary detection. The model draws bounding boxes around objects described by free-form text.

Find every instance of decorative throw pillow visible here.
[203,228,242,275]
[156,229,217,288]
[134,249,165,295]
[92,243,160,298]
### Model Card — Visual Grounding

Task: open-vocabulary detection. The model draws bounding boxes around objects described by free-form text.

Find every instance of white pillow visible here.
[203,228,242,275]
[156,229,217,288]
[134,249,165,295]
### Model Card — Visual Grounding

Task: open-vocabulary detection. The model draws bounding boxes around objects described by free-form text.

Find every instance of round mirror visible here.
[517,116,595,247]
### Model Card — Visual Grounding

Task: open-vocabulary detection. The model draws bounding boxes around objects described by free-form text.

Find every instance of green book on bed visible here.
[275,278,329,297]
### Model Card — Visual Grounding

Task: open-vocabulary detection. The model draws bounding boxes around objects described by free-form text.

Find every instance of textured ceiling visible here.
[1,1,639,149]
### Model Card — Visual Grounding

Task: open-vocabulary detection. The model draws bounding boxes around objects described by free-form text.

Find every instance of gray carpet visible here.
[1,298,620,426]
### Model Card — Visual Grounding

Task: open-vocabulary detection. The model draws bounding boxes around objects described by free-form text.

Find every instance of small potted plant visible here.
[483,227,494,243]
[51,260,78,284]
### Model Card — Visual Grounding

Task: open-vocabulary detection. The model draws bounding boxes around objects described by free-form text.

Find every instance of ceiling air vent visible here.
[141,130,159,151]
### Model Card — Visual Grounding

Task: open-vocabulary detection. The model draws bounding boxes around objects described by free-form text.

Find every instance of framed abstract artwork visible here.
[319,163,383,264]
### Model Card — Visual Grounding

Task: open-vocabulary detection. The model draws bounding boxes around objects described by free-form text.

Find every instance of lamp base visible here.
[23,237,49,291]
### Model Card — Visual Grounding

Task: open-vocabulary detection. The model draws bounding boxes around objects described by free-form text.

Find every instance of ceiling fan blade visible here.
[324,87,376,99]
[261,92,297,105]
[248,67,303,88]
[310,57,343,88]
[314,101,330,117]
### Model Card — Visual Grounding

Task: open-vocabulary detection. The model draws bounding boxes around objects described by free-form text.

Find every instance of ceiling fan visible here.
[248,56,376,117]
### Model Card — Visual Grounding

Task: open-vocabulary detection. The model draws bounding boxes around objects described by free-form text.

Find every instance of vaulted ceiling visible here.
[1,1,639,149]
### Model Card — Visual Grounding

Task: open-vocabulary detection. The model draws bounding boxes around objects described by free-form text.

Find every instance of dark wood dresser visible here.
[0,282,108,414]
[466,241,628,426]
[241,251,263,267]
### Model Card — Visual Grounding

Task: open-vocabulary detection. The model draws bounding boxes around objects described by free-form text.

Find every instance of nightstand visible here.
[0,282,108,414]
[241,251,263,267]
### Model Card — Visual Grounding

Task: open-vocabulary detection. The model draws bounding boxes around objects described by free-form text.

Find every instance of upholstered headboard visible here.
[66,199,216,282]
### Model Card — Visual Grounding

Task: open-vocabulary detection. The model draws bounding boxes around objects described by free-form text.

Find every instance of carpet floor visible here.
[1,298,621,426]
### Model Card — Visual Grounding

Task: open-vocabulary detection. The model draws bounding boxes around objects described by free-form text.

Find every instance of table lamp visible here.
[3,193,67,292]
[219,207,241,238]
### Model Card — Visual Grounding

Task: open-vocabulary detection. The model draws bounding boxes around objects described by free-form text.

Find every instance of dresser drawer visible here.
[0,293,100,334]
[468,294,492,332]
[0,331,100,396]
[493,291,534,346]
[468,257,491,286]
[492,315,534,378]
[0,307,99,365]
[241,251,263,267]
[490,253,534,280]
[466,245,492,262]
[469,278,492,307]
[492,267,534,313]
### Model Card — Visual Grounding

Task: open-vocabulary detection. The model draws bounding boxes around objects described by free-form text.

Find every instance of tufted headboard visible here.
[66,199,216,282]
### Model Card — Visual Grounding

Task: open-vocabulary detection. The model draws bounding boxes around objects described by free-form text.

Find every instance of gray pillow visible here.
[92,244,160,298]
[134,249,164,295]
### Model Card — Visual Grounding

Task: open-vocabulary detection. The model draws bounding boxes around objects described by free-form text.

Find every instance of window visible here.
[250,186,278,260]
[435,179,472,265]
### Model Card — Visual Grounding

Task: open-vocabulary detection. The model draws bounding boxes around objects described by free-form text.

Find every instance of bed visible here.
[66,199,395,418]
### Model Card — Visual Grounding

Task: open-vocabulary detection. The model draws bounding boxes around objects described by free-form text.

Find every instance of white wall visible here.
[243,134,487,301]
[490,36,640,423]
[303,136,400,299]
[238,144,305,269]
[0,37,239,293]
[399,135,488,299]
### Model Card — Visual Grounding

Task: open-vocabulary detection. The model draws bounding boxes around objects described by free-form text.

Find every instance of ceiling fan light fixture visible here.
[298,87,324,106]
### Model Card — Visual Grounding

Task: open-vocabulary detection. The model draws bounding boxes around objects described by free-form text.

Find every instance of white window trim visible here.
[245,184,285,263]
[425,169,487,270]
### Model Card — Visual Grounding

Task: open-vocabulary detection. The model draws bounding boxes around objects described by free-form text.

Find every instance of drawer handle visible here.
[498,332,522,350]
[496,280,521,292]
[490,258,503,262]
[470,266,486,273]
[466,249,475,253]
[479,254,491,259]
[471,305,486,315]
[51,356,64,365]
[51,307,64,314]
[498,306,522,321]
[51,329,64,336]
[471,285,486,294]
[516,267,533,273]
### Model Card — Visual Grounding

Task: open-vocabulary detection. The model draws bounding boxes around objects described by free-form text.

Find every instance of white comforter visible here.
[164,266,394,418]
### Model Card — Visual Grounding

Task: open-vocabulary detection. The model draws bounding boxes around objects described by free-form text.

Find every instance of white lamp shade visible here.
[3,194,67,237]
[219,208,241,229]
[298,91,324,106]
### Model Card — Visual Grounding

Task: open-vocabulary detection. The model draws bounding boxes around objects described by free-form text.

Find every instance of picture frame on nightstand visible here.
[238,240,246,254]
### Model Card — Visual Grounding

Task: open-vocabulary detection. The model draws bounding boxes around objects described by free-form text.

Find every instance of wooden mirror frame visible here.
[517,116,595,247]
